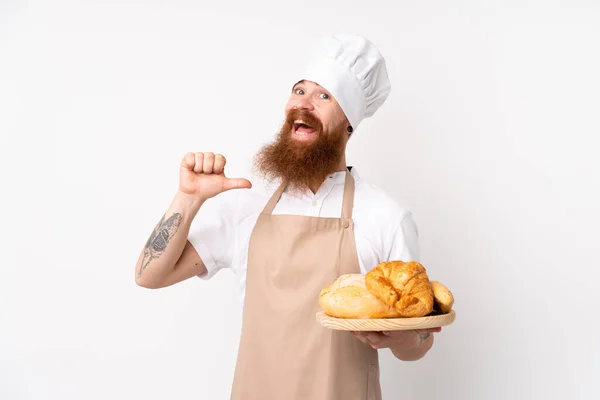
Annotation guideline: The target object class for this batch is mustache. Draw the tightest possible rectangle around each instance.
[285,109,324,132]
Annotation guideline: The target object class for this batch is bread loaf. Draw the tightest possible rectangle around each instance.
[318,274,402,318]
[430,280,454,313]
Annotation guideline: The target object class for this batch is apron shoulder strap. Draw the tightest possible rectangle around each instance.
[262,181,286,215]
[341,170,355,220]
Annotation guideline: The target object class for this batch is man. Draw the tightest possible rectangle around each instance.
[135,34,441,399]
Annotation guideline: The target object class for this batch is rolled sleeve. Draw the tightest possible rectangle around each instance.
[187,191,238,280]
[189,238,220,280]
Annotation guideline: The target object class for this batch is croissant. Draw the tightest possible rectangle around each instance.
[365,261,434,317]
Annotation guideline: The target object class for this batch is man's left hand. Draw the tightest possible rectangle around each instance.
[352,327,442,350]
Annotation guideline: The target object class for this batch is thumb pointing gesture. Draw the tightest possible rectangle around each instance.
[221,177,252,192]
[179,152,252,201]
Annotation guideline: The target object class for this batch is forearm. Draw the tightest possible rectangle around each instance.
[390,331,434,361]
[135,191,204,287]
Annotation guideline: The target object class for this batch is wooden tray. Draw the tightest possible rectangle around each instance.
[316,310,456,331]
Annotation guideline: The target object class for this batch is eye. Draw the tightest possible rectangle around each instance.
[294,88,305,95]
[319,93,330,100]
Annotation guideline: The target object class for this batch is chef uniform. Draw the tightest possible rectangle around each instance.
[189,34,417,400]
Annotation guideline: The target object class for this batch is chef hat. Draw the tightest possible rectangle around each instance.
[299,34,391,131]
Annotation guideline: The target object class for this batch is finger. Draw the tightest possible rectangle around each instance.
[352,331,370,341]
[193,153,204,173]
[351,331,364,339]
[371,337,395,349]
[181,152,195,170]
[352,332,371,346]
[359,332,387,349]
[203,152,215,174]
[213,154,226,175]
[368,332,398,349]
[363,332,383,346]
[222,178,252,192]
[381,330,405,339]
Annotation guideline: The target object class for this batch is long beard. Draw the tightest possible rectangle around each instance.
[253,109,346,192]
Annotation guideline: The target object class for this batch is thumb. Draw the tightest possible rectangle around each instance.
[222,177,252,192]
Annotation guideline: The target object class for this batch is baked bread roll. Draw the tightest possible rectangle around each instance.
[318,274,402,318]
[365,261,434,318]
[430,280,454,313]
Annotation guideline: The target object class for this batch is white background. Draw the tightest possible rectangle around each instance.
[1,1,599,399]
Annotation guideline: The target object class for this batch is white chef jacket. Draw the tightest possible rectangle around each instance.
[188,167,420,306]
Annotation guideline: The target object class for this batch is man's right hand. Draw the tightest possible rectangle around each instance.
[179,152,252,202]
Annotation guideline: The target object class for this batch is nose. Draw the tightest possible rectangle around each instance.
[292,96,315,111]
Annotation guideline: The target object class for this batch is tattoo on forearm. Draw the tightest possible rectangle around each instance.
[137,213,182,278]
[418,332,431,342]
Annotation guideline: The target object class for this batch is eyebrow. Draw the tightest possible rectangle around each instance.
[292,80,305,91]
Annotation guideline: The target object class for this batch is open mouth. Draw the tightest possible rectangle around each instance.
[293,119,317,138]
